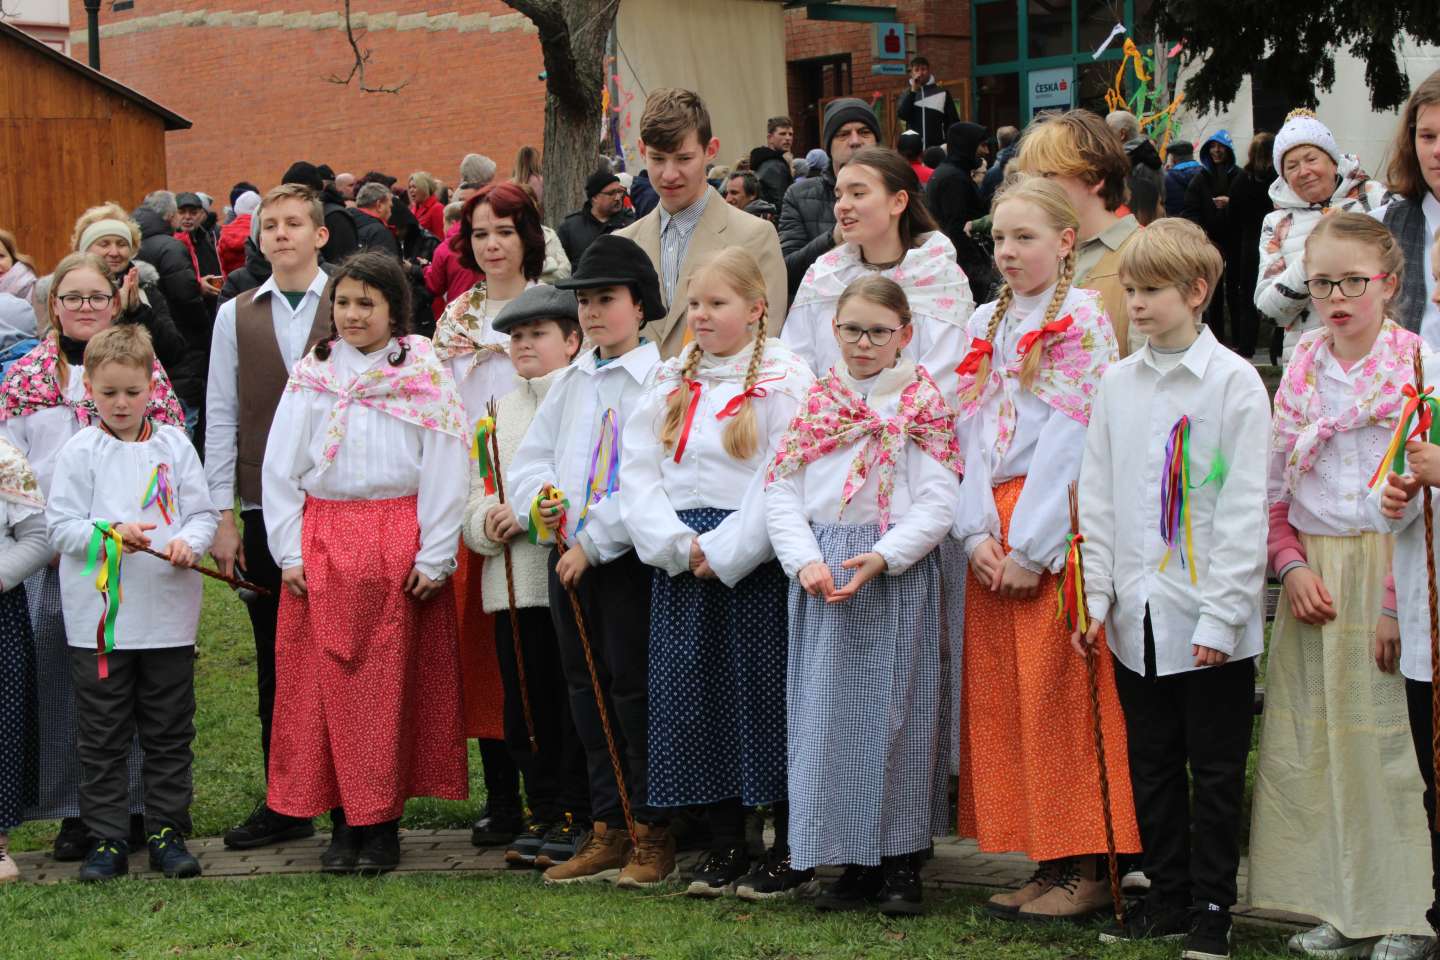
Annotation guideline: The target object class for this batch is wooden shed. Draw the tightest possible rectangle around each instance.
[0,20,190,277]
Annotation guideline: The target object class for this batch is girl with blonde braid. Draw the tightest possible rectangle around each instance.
[620,247,813,899]
[951,176,1138,922]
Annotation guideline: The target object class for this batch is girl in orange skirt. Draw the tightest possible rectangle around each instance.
[951,177,1138,921]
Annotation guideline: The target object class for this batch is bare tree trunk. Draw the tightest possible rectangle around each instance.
[504,0,620,228]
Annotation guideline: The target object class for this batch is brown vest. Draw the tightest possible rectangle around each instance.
[1079,228,1142,358]
[233,283,332,504]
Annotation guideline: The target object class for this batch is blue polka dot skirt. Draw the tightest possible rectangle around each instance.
[0,584,36,831]
[646,507,789,809]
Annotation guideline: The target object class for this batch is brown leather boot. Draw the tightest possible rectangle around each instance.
[615,822,677,889]
[987,860,1061,917]
[541,822,631,885]
[1017,856,1114,921]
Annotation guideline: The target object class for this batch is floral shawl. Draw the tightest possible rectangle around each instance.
[0,437,42,510]
[767,362,963,529]
[1271,320,1420,494]
[0,335,184,427]
[433,280,535,362]
[952,288,1115,459]
[286,335,467,474]
[789,231,973,326]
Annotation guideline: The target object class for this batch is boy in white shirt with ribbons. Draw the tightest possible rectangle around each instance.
[1075,219,1269,959]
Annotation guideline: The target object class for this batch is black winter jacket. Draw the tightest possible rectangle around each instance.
[116,259,198,406]
[557,205,635,266]
[132,208,209,404]
[926,123,996,301]
[778,172,838,301]
[320,186,360,264]
[218,237,271,304]
[354,209,400,257]
[749,146,793,208]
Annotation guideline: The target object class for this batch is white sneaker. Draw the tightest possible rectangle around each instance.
[1372,935,1434,960]
[0,833,17,883]
[1287,922,1378,958]
[1121,867,1150,896]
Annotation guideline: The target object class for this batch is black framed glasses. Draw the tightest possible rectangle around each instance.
[56,293,114,311]
[1304,273,1389,300]
[834,323,899,346]
[599,187,628,199]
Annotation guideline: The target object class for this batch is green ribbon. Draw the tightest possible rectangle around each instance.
[84,521,125,669]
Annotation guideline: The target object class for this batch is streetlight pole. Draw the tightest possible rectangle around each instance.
[83,0,101,70]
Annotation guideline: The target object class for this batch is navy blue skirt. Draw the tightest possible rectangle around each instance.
[646,507,789,808]
[0,584,37,829]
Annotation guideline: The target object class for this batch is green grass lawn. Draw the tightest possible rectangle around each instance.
[1,581,1294,959]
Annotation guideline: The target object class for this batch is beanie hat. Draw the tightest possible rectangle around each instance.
[1273,108,1342,169]
[822,98,881,154]
[805,148,830,174]
[554,234,666,323]
[492,284,579,335]
[234,191,262,217]
[586,170,621,200]
[78,219,135,255]
[281,161,324,193]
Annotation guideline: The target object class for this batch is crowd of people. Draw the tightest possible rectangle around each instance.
[0,58,1437,960]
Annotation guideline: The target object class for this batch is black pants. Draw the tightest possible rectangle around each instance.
[548,548,661,829]
[477,738,521,815]
[495,606,590,823]
[70,646,195,841]
[1112,613,1255,909]
[240,508,281,781]
[1404,678,1440,932]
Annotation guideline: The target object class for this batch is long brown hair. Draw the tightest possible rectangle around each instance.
[842,146,938,251]
[0,229,35,272]
[965,176,1078,400]
[659,248,770,461]
[1386,69,1440,202]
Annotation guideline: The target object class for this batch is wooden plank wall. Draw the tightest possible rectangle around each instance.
[0,36,168,279]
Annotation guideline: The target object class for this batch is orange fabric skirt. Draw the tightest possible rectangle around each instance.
[956,476,1140,861]
[454,544,504,741]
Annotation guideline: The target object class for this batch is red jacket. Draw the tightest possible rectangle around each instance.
[910,159,934,186]
[217,214,251,277]
[424,222,482,319]
[414,195,445,239]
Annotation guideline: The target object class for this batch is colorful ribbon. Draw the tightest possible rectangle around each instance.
[527,484,570,545]
[1368,383,1440,489]
[1056,532,1089,635]
[716,375,788,421]
[83,522,125,680]
[955,338,993,376]
[669,380,703,464]
[471,416,497,496]
[1158,415,1198,583]
[140,462,175,525]
[1016,314,1075,359]
[577,409,620,531]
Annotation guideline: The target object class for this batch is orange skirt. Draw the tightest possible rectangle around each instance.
[956,477,1140,861]
[454,544,504,741]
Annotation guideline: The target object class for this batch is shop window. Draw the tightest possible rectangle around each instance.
[976,1,1019,65]
[1027,0,1071,59]
[977,72,1022,133]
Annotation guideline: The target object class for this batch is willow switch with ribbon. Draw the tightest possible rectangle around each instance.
[471,416,498,496]
[83,521,126,679]
[484,398,537,753]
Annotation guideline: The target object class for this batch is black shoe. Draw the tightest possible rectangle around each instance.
[534,814,581,868]
[877,854,924,916]
[320,809,362,874]
[504,820,550,868]
[1098,898,1189,943]
[356,820,401,875]
[1181,903,1232,960]
[53,817,90,862]
[735,846,818,901]
[223,802,315,850]
[147,826,202,879]
[815,863,884,912]
[78,838,129,882]
[686,846,750,899]
[471,804,524,847]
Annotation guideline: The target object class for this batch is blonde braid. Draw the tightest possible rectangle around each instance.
[721,307,770,460]
[962,282,1013,405]
[659,342,707,453]
[1018,251,1076,390]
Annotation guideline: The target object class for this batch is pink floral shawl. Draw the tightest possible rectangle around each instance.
[0,335,184,427]
[952,288,1115,459]
[767,364,963,529]
[286,336,467,474]
[433,280,535,362]
[789,231,973,324]
[1271,320,1421,494]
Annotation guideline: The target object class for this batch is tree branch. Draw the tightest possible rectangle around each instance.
[327,0,409,95]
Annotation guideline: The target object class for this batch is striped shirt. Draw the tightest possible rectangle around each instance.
[658,189,711,306]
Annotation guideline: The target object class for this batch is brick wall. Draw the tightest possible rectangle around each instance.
[67,0,546,213]
[784,0,972,153]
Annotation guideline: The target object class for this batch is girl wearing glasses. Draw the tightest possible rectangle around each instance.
[0,252,183,861]
[951,177,1136,922]
[782,147,974,397]
[1253,212,1433,958]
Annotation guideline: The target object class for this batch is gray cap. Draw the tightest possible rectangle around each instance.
[492,284,579,335]
[175,191,204,209]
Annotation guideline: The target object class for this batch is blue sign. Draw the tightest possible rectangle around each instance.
[872,22,907,61]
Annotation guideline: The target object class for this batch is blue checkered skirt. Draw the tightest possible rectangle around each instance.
[786,522,952,870]
[647,508,789,809]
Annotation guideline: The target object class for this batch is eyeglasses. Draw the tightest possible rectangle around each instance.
[1304,274,1389,300]
[834,323,899,346]
[56,293,114,311]
[599,188,628,198]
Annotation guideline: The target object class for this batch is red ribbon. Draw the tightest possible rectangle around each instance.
[955,338,993,376]
[716,375,788,421]
[1016,314,1075,358]
[669,378,703,463]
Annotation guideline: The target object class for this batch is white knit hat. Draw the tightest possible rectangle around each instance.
[234,190,262,216]
[1273,108,1342,169]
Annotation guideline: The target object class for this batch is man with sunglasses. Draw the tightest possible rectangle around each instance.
[557,170,635,266]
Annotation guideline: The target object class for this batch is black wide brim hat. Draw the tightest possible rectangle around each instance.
[554,234,666,323]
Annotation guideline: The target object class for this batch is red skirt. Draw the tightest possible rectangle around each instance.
[453,545,505,740]
[267,495,469,825]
